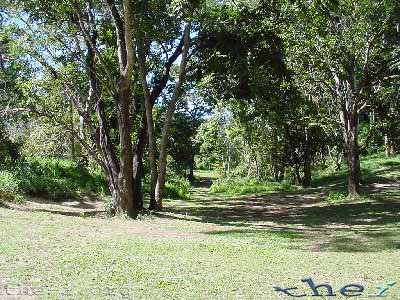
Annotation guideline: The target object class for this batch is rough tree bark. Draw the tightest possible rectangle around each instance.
[346,111,361,197]
[104,0,137,216]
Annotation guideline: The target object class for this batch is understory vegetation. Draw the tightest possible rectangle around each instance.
[0,158,107,201]
[210,153,400,200]
[1,0,400,215]
[0,157,192,203]
[210,177,300,196]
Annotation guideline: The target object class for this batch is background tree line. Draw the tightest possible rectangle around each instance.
[1,0,399,217]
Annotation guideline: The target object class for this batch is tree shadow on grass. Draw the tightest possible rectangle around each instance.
[383,160,400,167]
[0,198,106,217]
[159,177,400,252]
[162,195,400,227]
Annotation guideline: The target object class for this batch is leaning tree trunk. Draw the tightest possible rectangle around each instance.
[155,22,191,209]
[134,14,187,209]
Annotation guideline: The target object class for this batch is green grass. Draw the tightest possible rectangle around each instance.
[0,154,399,299]
[0,208,399,300]
[1,206,399,299]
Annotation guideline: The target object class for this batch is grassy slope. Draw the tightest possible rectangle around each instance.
[211,153,400,199]
[0,155,399,300]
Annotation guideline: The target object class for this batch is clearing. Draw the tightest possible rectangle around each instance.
[0,163,399,299]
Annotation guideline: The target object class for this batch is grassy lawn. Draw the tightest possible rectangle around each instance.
[0,155,399,299]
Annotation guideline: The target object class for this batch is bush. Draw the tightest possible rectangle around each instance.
[4,158,107,201]
[164,177,191,199]
[0,171,23,202]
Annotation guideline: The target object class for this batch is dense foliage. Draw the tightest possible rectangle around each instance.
[0,0,399,216]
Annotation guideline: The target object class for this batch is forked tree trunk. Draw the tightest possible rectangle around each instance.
[104,0,137,217]
[133,15,187,209]
[135,21,159,210]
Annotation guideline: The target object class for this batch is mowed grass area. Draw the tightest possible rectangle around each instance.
[0,155,399,299]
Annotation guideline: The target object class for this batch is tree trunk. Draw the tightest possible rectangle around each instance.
[188,154,195,183]
[116,85,136,217]
[389,144,395,156]
[303,158,311,187]
[302,127,311,187]
[142,79,158,211]
[293,165,301,185]
[132,112,147,210]
[112,0,137,217]
[385,134,395,157]
[69,100,76,162]
[347,113,361,198]
[136,30,159,210]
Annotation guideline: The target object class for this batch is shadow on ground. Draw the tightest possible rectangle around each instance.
[2,163,399,252]
[1,196,106,217]
[158,168,400,252]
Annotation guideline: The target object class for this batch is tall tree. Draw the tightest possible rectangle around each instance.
[283,0,400,197]
[2,0,199,216]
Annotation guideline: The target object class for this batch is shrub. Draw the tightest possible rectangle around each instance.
[0,171,23,202]
[5,158,107,201]
[325,192,347,203]
[164,177,191,199]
